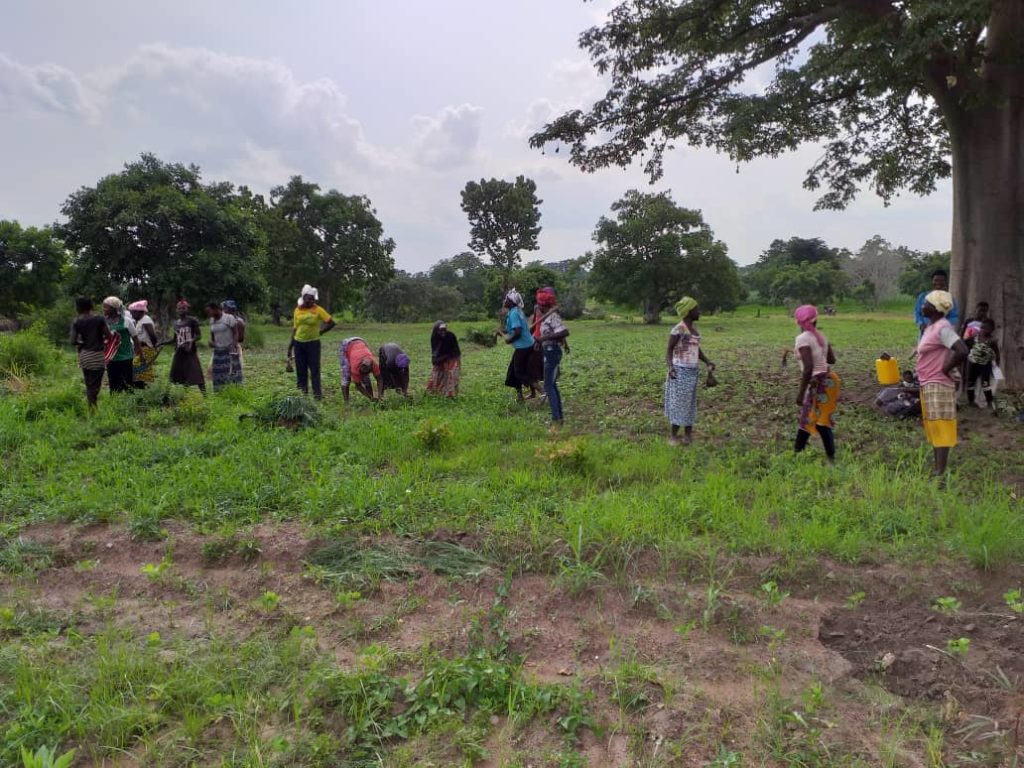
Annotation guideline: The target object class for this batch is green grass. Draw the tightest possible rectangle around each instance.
[0,310,1022,766]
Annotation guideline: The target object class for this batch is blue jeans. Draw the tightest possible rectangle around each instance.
[543,345,564,422]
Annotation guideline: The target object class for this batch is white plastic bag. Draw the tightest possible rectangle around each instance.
[992,363,1004,396]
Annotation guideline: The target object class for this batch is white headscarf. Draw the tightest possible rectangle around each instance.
[297,284,319,306]
[504,289,524,309]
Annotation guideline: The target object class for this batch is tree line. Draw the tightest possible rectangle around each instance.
[3,153,943,335]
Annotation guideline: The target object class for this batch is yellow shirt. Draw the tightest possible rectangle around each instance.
[292,304,332,342]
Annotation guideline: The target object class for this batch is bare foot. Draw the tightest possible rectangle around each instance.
[682,433,693,445]
[667,436,681,446]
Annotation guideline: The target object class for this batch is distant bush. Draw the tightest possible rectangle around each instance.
[31,299,77,346]
[0,331,56,377]
[243,322,265,350]
[465,328,497,348]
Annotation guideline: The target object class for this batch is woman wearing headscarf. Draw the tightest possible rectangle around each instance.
[916,290,969,481]
[128,300,158,388]
[288,285,336,399]
[377,342,411,398]
[793,305,840,462]
[533,287,570,425]
[222,300,246,383]
[664,297,715,445]
[169,300,206,391]
[499,289,540,402]
[339,336,382,402]
[102,297,140,393]
[69,297,112,408]
[205,301,241,391]
[427,321,462,398]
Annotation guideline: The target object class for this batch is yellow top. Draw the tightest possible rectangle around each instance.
[292,304,331,343]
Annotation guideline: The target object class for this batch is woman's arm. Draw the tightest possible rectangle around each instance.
[287,328,296,358]
[665,334,679,378]
[796,346,813,405]
[320,318,337,336]
[826,343,836,365]
[697,349,715,369]
[942,339,969,377]
[992,341,1001,366]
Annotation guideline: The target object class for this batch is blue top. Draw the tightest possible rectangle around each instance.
[915,291,959,332]
[505,307,535,350]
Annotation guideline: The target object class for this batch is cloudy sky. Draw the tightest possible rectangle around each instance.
[2,0,952,271]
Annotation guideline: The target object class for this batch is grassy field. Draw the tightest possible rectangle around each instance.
[1,309,1022,767]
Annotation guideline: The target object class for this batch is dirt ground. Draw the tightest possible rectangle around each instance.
[4,521,1023,766]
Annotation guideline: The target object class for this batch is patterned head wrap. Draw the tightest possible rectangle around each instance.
[176,299,190,312]
[504,289,524,309]
[925,290,954,315]
[794,304,826,348]
[674,296,698,317]
[222,299,238,312]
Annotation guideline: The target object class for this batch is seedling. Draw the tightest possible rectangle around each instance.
[140,554,172,581]
[760,580,789,607]
[1003,588,1023,614]
[20,745,75,768]
[844,591,866,609]
[932,596,961,615]
[256,591,281,613]
[946,637,970,657]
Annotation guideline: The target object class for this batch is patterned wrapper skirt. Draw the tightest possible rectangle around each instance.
[426,358,461,397]
[664,365,699,427]
[132,346,159,385]
[211,347,239,390]
[798,370,841,435]
[920,382,957,447]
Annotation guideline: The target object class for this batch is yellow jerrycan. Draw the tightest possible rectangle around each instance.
[875,356,900,385]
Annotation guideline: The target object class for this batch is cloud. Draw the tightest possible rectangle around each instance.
[0,53,97,120]
[411,103,484,169]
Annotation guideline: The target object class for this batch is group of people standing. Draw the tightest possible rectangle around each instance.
[69,296,247,406]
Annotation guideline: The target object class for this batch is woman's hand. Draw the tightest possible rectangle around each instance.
[795,393,804,406]
[668,367,678,380]
[706,361,716,371]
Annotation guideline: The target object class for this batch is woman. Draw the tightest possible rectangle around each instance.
[206,301,240,391]
[102,297,140,393]
[793,305,840,462]
[128,300,159,388]
[916,290,969,481]
[664,296,715,445]
[426,321,461,397]
[499,289,540,401]
[378,342,411,398]
[533,287,570,425]
[169,299,206,392]
[69,297,112,408]
[222,300,246,383]
[340,336,382,402]
[288,285,336,399]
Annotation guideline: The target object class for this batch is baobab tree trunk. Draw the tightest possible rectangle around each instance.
[947,3,1024,390]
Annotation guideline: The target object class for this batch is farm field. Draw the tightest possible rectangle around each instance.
[1,309,1022,767]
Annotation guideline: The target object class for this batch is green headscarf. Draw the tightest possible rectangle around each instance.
[674,296,698,317]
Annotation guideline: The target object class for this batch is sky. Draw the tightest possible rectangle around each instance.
[1,0,953,271]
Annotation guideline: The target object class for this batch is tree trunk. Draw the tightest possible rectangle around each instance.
[642,298,661,324]
[949,119,1024,389]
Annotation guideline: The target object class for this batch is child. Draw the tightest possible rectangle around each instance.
[960,301,989,341]
[965,318,1000,411]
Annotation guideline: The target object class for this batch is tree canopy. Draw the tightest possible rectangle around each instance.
[269,176,396,312]
[460,176,542,277]
[0,221,66,318]
[744,237,847,305]
[59,154,267,315]
[589,190,742,322]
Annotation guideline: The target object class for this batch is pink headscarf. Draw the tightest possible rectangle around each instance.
[794,304,826,348]
[127,300,148,312]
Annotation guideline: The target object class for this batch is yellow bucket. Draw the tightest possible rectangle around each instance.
[875,357,900,385]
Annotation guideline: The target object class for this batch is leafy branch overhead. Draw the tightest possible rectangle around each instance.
[529,0,1000,209]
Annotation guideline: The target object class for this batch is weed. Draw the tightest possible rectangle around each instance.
[0,538,54,575]
[252,394,321,428]
[946,637,970,657]
[306,540,416,592]
[555,526,605,596]
[417,540,490,578]
[709,747,744,767]
[1003,588,1024,614]
[414,417,453,450]
[256,590,281,613]
[845,591,866,609]
[19,745,75,768]
[759,580,789,607]
[932,596,962,615]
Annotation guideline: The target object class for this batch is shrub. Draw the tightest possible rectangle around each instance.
[22,384,85,420]
[535,439,591,475]
[243,322,265,350]
[174,389,210,427]
[465,327,497,348]
[0,331,55,377]
[31,299,77,346]
[252,394,320,429]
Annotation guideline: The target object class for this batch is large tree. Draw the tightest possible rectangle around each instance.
[269,176,396,312]
[0,221,66,318]
[59,154,267,320]
[531,0,1024,385]
[745,237,847,304]
[589,190,741,322]
[460,176,542,282]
